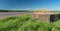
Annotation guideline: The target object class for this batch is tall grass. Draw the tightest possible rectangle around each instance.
[52,20,60,31]
[0,14,59,31]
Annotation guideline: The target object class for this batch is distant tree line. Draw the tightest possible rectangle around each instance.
[0,10,32,12]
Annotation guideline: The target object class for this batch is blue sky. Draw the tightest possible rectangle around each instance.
[0,0,60,10]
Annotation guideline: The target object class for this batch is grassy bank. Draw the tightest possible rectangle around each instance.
[0,14,59,31]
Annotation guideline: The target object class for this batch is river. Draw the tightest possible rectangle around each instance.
[0,12,31,19]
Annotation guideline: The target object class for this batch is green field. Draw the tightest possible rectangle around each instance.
[0,14,59,31]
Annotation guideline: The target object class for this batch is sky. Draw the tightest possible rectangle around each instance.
[0,0,60,10]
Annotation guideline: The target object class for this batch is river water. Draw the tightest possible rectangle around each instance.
[0,12,31,19]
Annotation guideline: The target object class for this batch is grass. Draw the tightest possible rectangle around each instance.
[0,14,59,31]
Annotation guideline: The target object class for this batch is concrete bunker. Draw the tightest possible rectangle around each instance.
[32,10,60,22]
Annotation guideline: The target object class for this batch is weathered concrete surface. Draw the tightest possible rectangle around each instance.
[50,14,60,22]
[32,13,50,22]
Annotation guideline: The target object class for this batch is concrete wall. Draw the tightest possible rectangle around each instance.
[50,14,60,22]
[32,14,50,22]
[32,13,60,22]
